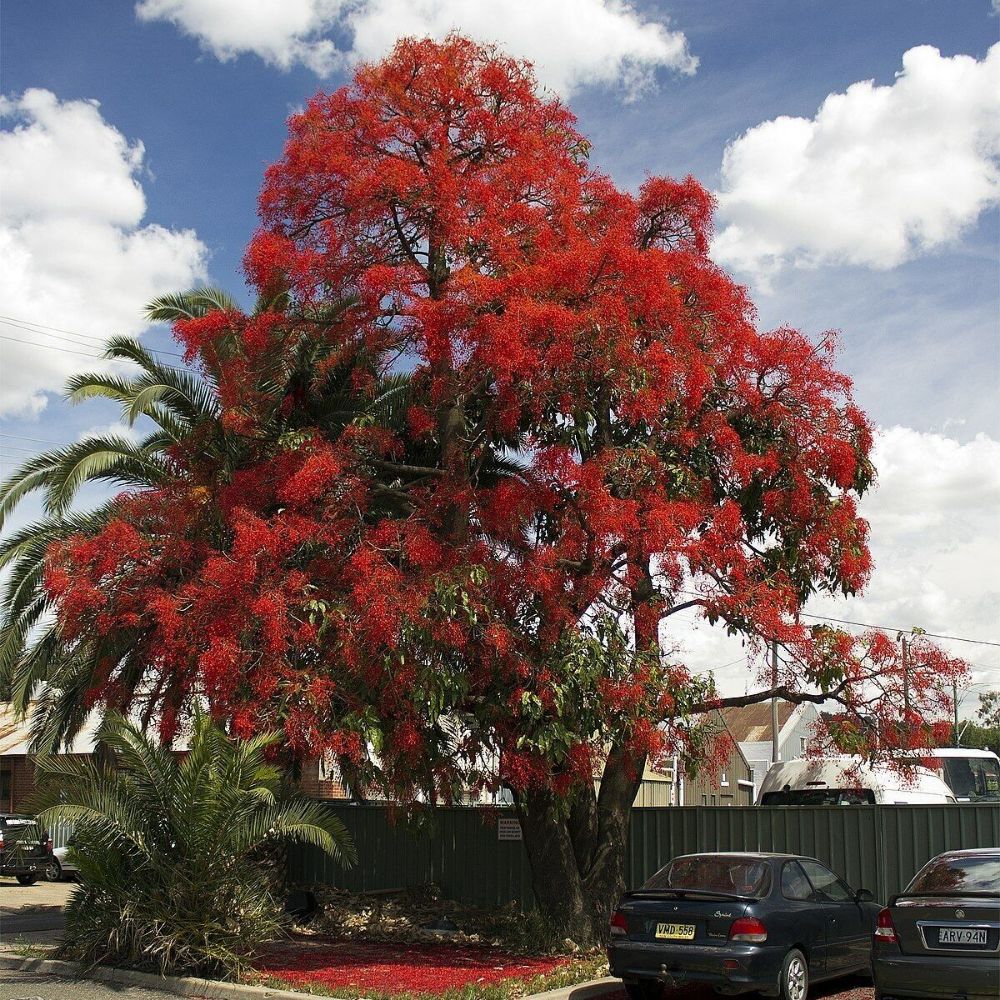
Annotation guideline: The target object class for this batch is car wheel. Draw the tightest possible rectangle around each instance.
[15,873,38,886]
[45,858,63,882]
[624,982,662,1000]
[778,948,808,1000]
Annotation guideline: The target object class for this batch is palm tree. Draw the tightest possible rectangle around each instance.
[0,284,528,758]
[0,328,222,748]
[30,710,356,976]
[0,287,402,749]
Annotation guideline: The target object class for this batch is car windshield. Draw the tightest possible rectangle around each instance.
[939,757,1000,802]
[908,855,1000,895]
[760,788,876,805]
[644,856,772,897]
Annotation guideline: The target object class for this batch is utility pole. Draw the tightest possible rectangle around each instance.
[954,678,961,747]
[771,640,779,764]
[901,636,910,714]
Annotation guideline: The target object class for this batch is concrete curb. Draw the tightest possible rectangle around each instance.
[0,903,64,915]
[0,954,325,1000]
[524,976,619,1000]
[0,953,619,1000]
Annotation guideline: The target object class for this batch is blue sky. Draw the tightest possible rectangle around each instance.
[1,1,998,707]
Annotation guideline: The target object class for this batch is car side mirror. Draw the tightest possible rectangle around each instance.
[855,888,874,902]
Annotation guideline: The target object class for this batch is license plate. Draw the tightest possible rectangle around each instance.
[938,928,988,946]
[655,922,696,940]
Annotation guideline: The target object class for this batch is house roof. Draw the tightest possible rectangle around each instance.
[720,701,798,744]
[700,709,752,769]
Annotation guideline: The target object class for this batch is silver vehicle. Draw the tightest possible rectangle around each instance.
[44,843,79,882]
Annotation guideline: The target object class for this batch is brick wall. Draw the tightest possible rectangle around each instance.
[298,757,350,800]
[1,754,46,812]
[2,752,351,812]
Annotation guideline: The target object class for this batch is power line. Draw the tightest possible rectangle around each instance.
[0,317,188,362]
[797,612,1000,649]
[0,314,188,359]
[0,334,192,374]
[1,318,120,353]
[0,433,67,447]
[676,588,1000,649]
[0,313,111,344]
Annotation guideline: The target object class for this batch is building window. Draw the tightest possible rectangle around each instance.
[710,794,717,805]
[720,770,729,786]
[0,764,11,811]
[799,737,809,754]
[702,794,708,805]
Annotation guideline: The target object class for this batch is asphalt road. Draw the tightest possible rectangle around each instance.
[1,912,66,935]
[0,971,191,1000]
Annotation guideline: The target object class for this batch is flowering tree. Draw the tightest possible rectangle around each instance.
[27,37,968,945]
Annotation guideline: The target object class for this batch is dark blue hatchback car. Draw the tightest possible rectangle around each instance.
[608,852,880,999]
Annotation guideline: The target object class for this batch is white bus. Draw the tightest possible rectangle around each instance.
[756,756,957,806]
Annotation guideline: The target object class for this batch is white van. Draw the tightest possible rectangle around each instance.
[756,756,956,805]
[917,748,1000,802]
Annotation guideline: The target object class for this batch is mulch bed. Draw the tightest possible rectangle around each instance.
[256,936,570,993]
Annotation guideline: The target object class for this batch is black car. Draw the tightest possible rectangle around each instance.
[0,813,52,885]
[608,852,880,1000]
[872,848,1000,1000]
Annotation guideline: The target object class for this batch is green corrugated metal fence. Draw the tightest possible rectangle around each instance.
[289,803,1000,909]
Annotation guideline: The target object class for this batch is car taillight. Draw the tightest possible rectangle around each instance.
[875,907,898,944]
[730,917,767,943]
[610,910,629,937]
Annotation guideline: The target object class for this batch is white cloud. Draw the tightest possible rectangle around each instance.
[863,426,1000,538]
[135,0,343,74]
[78,422,143,445]
[0,89,207,417]
[134,0,697,98]
[713,44,1000,279]
[676,426,1000,703]
[805,426,1000,699]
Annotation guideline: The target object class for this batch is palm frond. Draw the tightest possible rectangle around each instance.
[38,435,167,515]
[144,287,241,324]
[0,454,62,530]
[64,371,137,405]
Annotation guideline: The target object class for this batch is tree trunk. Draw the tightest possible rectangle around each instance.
[514,745,645,948]
[513,548,661,947]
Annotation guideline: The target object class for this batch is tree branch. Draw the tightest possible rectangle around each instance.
[692,680,854,715]
[370,458,446,478]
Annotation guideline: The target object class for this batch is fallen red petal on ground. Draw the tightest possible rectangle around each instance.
[257,937,569,993]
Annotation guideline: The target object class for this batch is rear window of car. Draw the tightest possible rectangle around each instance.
[908,855,1000,895]
[1,817,37,831]
[760,788,876,805]
[644,856,772,897]
[3,816,38,836]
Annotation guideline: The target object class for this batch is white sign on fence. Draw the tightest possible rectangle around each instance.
[497,817,523,841]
